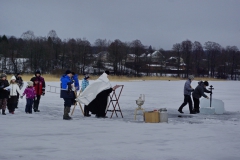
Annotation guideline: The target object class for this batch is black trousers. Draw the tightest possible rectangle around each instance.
[179,95,193,112]
[63,98,72,107]
[193,97,200,112]
[33,95,41,110]
[7,96,18,112]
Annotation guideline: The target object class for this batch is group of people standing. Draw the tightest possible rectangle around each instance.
[178,75,212,114]
[0,73,23,115]
[0,70,45,115]
[60,70,120,120]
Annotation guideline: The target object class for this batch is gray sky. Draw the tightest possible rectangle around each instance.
[0,0,240,50]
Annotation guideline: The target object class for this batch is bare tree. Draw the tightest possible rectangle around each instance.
[226,46,239,80]
[108,39,123,75]
[181,40,192,78]
[94,39,109,74]
[76,39,92,74]
[172,43,181,77]
[192,41,204,76]
[204,41,222,77]
[130,40,145,76]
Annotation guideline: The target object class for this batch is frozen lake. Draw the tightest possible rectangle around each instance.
[0,80,240,160]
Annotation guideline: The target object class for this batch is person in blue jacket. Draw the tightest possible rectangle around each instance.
[72,72,80,91]
[71,72,80,105]
[60,70,75,120]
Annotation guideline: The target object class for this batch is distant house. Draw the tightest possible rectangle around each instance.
[126,51,164,64]
[165,57,186,70]
[95,51,109,62]
[126,54,136,63]
[147,51,164,63]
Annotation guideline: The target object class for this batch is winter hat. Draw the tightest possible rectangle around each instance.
[84,74,90,79]
[0,73,7,78]
[203,81,209,86]
[35,70,41,75]
[72,72,75,75]
[16,73,21,76]
[188,75,194,80]
[65,70,72,75]
[105,70,110,75]
[10,76,16,80]
[27,81,33,87]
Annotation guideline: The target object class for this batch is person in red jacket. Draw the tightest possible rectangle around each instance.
[30,70,45,112]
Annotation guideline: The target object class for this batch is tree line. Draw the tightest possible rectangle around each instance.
[0,30,239,80]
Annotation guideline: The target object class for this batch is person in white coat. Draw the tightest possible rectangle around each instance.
[6,76,21,114]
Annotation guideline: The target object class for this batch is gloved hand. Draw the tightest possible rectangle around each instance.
[210,91,213,95]
[20,96,23,99]
[42,91,45,96]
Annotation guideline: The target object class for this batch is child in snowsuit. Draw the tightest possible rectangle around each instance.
[0,73,10,115]
[6,76,21,114]
[81,74,90,117]
[21,81,36,114]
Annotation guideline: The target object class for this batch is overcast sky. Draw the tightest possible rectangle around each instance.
[0,0,239,50]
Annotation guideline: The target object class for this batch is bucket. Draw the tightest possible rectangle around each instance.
[159,108,168,123]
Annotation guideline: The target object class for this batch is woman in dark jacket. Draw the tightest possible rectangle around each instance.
[0,74,10,115]
[192,81,212,113]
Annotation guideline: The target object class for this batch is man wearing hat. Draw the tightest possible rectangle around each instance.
[0,73,10,115]
[192,81,212,113]
[30,70,46,112]
[60,70,75,120]
[178,75,196,114]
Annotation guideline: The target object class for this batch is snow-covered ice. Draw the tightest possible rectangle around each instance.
[1,80,240,160]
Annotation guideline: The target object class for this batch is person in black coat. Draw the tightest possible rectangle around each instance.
[86,71,121,118]
[0,74,10,115]
[192,81,212,113]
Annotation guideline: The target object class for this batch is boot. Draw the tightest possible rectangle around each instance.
[84,106,91,117]
[63,107,72,120]
[190,110,196,114]
[178,107,184,113]
[2,110,6,115]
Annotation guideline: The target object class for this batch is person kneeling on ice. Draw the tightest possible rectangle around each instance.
[20,81,36,114]
[192,81,212,113]
[178,75,195,114]
[60,70,75,120]
[76,70,121,118]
